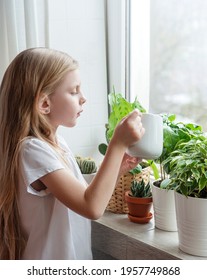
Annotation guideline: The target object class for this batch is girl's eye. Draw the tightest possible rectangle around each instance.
[70,86,81,95]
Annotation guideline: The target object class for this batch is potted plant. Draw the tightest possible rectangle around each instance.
[151,113,203,231]
[153,113,203,186]
[75,156,98,184]
[98,91,159,178]
[162,135,207,257]
[125,179,153,224]
[98,91,152,214]
[98,90,146,154]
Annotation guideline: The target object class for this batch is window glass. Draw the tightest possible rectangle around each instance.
[150,0,207,131]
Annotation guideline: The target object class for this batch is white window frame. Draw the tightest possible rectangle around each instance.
[105,0,126,95]
[129,0,150,111]
[106,0,150,110]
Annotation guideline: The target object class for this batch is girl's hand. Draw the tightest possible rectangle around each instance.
[112,109,145,149]
[119,153,142,176]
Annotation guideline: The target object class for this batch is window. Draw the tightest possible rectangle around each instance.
[129,0,150,110]
[130,0,207,131]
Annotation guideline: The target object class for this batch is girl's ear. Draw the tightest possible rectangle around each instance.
[38,94,51,115]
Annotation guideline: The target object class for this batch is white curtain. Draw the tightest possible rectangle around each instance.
[0,0,49,81]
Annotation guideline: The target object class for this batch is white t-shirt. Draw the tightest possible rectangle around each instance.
[18,136,92,260]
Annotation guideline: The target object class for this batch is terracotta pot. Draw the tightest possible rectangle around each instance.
[125,191,152,217]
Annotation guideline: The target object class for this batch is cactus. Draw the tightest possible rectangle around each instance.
[130,179,152,198]
[75,156,97,174]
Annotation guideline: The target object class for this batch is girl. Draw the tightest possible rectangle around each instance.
[0,48,145,260]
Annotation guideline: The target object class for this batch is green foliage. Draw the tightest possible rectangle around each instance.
[162,138,207,198]
[98,143,108,156]
[98,91,146,155]
[130,179,152,198]
[160,178,171,189]
[128,161,151,175]
[152,113,207,197]
[129,165,143,175]
[106,92,146,142]
[75,156,97,174]
[97,90,159,178]
[156,113,205,183]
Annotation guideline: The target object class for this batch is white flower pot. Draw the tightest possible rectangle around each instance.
[83,173,96,184]
[152,182,177,231]
[175,191,207,257]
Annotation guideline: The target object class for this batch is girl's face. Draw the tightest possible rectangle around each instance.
[48,69,86,130]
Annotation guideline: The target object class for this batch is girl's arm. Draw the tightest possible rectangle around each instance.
[40,109,144,219]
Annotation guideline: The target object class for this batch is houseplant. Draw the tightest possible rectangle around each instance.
[153,113,203,186]
[106,160,151,214]
[98,91,159,179]
[98,91,153,214]
[75,156,98,184]
[162,134,207,256]
[151,113,203,231]
[125,179,153,224]
[151,114,180,232]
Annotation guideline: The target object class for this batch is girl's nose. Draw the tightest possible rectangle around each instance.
[80,93,86,104]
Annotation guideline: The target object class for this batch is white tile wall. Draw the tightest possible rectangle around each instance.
[48,0,108,163]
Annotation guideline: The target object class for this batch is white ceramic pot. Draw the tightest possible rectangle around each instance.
[175,191,207,257]
[152,182,177,231]
[83,173,96,184]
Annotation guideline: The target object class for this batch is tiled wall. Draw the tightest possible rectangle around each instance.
[48,0,108,164]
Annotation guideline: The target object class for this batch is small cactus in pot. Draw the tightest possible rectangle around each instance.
[75,156,97,174]
[130,179,152,198]
[75,156,98,184]
[125,179,153,223]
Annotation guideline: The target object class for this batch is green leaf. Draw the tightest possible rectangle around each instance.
[98,143,108,155]
[106,92,147,142]
[129,165,142,175]
[147,160,159,180]
[160,178,171,189]
[199,175,207,192]
[130,179,151,197]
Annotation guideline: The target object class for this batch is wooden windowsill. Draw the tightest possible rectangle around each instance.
[92,210,207,260]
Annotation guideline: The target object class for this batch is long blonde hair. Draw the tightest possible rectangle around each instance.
[0,48,78,259]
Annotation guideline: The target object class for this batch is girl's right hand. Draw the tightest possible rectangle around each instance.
[111,109,145,149]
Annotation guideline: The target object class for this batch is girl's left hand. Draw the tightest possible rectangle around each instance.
[119,153,142,176]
